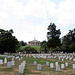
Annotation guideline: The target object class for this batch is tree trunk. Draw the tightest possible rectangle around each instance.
[51,47,52,56]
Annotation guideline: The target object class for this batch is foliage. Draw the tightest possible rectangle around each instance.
[0,29,19,53]
[18,45,41,52]
[62,28,75,53]
[53,46,61,52]
[47,23,61,55]
[40,40,48,53]
[24,46,37,53]
[20,41,27,46]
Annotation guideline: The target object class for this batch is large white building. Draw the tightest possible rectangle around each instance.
[28,38,40,46]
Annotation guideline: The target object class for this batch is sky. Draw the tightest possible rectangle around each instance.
[0,0,75,43]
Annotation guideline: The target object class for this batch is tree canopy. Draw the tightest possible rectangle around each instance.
[0,29,19,54]
[40,40,48,53]
[47,23,61,55]
[62,28,75,53]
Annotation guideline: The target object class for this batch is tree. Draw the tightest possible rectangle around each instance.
[62,28,75,53]
[47,23,61,55]
[20,41,27,46]
[40,41,48,53]
[0,29,19,53]
[24,46,37,53]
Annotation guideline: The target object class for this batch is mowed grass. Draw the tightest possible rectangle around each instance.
[19,45,41,52]
[0,54,75,75]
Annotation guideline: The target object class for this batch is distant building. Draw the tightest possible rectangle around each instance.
[28,38,40,46]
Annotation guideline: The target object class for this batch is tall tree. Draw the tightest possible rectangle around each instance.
[47,23,61,55]
[0,29,18,53]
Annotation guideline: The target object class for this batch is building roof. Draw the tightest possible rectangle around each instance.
[30,38,40,43]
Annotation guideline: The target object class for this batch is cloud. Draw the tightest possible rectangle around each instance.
[2,0,25,19]
[24,0,47,19]
[0,12,8,18]
[0,0,75,42]
[12,1,25,19]
[55,0,75,27]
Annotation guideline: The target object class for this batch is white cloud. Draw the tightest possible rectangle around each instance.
[56,0,75,26]
[12,2,25,19]
[24,0,47,19]
[2,4,8,11]
[2,0,15,8]
[0,0,75,42]
[0,12,8,18]
[2,0,25,19]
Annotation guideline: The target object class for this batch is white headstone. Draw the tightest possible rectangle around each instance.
[37,64,41,71]
[19,65,24,73]
[65,62,68,67]
[46,62,49,66]
[21,63,25,70]
[21,57,23,59]
[7,62,11,68]
[4,57,7,64]
[62,58,64,61]
[11,61,15,66]
[50,63,54,68]
[61,64,64,69]
[12,57,14,61]
[0,60,3,65]
[34,61,37,66]
[23,60,26,65]
[69,58,72,60]
[21,61,26,68]
[56,65,60,71]
[59,57,60,60]
[73,59,75,61]
[73,64,75,69]
[55,62,58,66]
[19,58,20,61]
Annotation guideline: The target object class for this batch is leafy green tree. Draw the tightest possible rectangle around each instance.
[20,41,27,46]
[47,23,61,55]
[24,46,37,53]
[40,41,48,53]
[62,28,75,53]
[0,29,19,53]
[53,46,61,52]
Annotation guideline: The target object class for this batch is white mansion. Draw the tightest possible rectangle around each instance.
[28,38,40,46]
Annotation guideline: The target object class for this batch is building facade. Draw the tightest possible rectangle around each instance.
[28,38,40,46]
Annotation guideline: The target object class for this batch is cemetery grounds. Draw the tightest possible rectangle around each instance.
[0,53,75,75]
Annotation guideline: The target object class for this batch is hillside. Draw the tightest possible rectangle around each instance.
[19,45,41,52]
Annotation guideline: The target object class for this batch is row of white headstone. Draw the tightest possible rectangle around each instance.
[0,57,15,69]
[33,61,75,71]
[31,54,75,62]
[7,57,15,68]
[0,57,7,65]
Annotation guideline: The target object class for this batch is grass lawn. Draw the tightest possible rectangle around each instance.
[19,45,41,52]
[0,54,75,75]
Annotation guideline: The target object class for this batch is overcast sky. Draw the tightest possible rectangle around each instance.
[0,0,75,43]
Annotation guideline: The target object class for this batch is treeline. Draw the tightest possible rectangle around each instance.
[0,23,75,54]
[62,29,75,53]
[40,23,75,54]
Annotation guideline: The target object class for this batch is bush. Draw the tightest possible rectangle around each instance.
[24,46,37,53]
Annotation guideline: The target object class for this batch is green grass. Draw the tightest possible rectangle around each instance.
[31,45,41,52]
[0,54,75,75]
[0,68,13,71]
[19,45,41,52]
